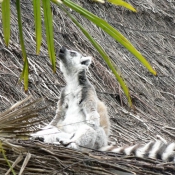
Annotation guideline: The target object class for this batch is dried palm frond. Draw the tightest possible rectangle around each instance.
[0,96,47,139]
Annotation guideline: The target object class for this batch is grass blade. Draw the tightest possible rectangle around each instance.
[33,0,42,54]
[54,3,132,106]
[107,0,136,12]
[62,0,156,76]
[16,0,28,91]
[42,0,56,72]
[1,0,10,46]
[0,142,16,175]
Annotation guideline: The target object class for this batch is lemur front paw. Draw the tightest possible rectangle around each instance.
[58,138,78,149]
[86,118,100,129]
[67,143,78,149]
[57,138,71,146]
[86,112,100,126]
[32,135,45,142]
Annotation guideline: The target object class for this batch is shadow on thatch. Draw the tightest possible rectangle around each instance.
[0,0,175,174]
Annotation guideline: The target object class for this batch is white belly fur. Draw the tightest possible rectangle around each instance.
[60,93,85,133]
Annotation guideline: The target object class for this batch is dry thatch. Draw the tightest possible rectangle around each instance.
[0,0,175,174]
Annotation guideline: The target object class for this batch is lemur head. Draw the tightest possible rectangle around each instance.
[59,47,92,79]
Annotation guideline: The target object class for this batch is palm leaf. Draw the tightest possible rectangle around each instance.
[42,0,56,72]
[61,0,156,76]
[107,0,137,12]
[1,0,10,46]
[58,4,132,106]
[16,0,27,62]
[16,0,29,91]
[20,59,29,93]
[33,0,42,54]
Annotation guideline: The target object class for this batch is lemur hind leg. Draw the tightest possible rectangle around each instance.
[58,125,107,150]
[94,127,108,149]
[57,125,96,150]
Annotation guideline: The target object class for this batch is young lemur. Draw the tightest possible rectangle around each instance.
[32,47,175,162]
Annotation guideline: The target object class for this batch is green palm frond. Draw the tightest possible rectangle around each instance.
[33,0,42,54]
[107,0,137,12]
[0,0,157,106]
[1,0,10,46]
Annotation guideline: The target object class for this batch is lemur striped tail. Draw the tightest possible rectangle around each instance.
[100,140,175,162]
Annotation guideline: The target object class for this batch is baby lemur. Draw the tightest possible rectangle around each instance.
[32,47,175,162]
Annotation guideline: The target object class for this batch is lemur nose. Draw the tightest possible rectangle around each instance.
[60,46,66,54]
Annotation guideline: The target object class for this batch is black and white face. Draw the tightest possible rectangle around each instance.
[59,47,92,77]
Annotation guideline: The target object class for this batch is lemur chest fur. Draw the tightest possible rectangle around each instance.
[59,84,87,133]
[65,86,83,114]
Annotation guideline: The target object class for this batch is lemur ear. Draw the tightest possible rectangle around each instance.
[81,56,92,67]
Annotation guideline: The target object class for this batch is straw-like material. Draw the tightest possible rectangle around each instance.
[0,0,175,174]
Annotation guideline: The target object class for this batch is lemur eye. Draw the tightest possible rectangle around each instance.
[81,61,87,65]
[70,51,76,57]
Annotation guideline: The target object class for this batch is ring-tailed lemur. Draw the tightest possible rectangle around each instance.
[32,47,175,162]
